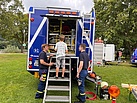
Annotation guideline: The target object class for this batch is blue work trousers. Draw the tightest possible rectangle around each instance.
[78,70,88,102]
[37,69,48,93]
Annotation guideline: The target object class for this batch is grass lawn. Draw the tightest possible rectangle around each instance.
[0,53,137,103]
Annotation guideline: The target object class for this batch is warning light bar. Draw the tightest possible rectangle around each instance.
[48,10,78,16]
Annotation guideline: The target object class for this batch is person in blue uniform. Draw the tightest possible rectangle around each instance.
[75,44,90,103]
[35,44,54,99]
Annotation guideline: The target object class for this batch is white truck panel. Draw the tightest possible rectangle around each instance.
[104,44,115,62]
[94,43,104,65]
[94,43,115,65]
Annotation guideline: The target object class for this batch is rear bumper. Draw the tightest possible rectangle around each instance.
[27,69,39,72]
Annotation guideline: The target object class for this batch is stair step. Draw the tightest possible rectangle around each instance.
[50,69,70,73]
[65,63,70,65]
[53,63,70,65]
[45,96,69,102]
[52,56,71,59]
[47,86,69,91]
[84,30,90,32]
[86,47,90,48]
[48,77,70,81]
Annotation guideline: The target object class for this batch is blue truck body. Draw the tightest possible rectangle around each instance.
[27,7,95,74]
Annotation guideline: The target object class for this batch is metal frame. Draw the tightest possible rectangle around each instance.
[42,59,51,103]
[81,11,95,73]
[91,8,96,70]
[69,57,71,103]
[43,56,72,103]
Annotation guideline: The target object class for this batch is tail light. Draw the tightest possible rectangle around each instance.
[29,57,32,61]
[29,65,32,69]
[29,57,33,69]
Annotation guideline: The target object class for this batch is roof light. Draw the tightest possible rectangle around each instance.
[66,11,71,15]
[72,12,77,15]
[60,11,66,15]
[49,10,54,14]
[55,11,60,14]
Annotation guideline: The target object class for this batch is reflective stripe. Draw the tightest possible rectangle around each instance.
[80,93,85,95]
[28,17,47,49]
[37,91,43,93]
[43,90,47,93]
[42,78,46,81]
[43,74,46,77]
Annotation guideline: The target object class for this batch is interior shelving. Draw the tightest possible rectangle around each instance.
[48,18,76,54]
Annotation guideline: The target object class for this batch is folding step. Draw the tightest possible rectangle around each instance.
[84,30,90,32]
[47,85,69,91]
[43,56,71,103]
[45,96,69,102]
[48,77,70,81]
[52,56,71,59]
[84,21,91,24]
[50,69,70,73]
[65,63,70,65]
[86,47,90,49]
[53,63,70,65]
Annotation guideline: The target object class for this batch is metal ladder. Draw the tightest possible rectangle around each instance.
[42,56,71,103]
[82,13,94,72]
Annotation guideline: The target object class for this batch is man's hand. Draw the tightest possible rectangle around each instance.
[50,54,53,57]
[76,73,79,78]
[49,62,54,66]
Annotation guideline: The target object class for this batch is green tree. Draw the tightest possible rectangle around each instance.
[0,0,28,53]
[95,0,137,54]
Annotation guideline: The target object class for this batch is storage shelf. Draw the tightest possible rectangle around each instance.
[49,30,60,33]
[50,25,60,28]
[49,44,56,45]
[49,33,59,36]
[64,35,72,36]
[62,31,72,33]
[67,45,75,46]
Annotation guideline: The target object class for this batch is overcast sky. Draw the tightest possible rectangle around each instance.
[22,0,94,13]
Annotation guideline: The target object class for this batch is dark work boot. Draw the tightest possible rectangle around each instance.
[35,92,44,99]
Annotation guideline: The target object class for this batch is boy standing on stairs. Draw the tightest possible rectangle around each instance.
[55,35,68,78]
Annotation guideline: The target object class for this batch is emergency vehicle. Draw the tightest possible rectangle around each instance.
[27,1,96,102]
[131,48,137,65]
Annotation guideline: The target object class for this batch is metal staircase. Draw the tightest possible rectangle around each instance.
[82,13,95,72]
[42,56,71,103]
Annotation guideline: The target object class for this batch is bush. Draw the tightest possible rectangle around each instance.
[0,41,9,49]
[2,45,20,53]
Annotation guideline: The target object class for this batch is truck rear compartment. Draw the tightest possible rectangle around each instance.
[48,18,76,54]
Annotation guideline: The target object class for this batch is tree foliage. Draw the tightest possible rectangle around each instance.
[95,0,137,54]
[0,0,28,52]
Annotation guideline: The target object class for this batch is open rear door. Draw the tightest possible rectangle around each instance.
[27,8,48,72]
